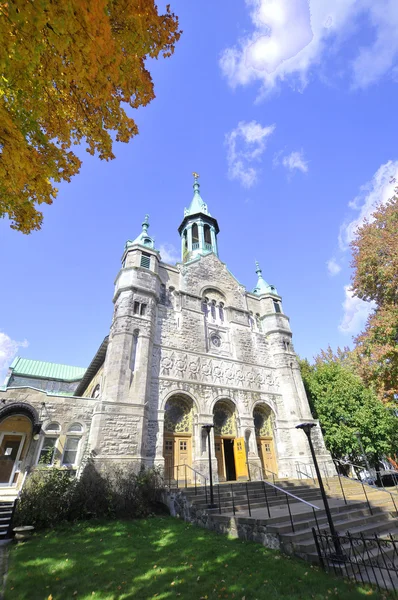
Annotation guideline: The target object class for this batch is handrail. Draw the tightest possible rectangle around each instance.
[173,464,208,500]
[333,460,398,515]
[263,479,321,511]
[247,461,277,484]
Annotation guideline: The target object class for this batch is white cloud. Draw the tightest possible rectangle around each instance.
[338,160,398,250]
[339,285,375,334]
[220,0,398,95]
[281,150,308,173]
[0,331,28,384]
[225,120,276,187]
[159,243,180,264]
[327,258,341,276]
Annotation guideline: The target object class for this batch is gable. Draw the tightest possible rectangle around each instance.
[179,253,247,310]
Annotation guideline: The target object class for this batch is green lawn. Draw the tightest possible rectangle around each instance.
[4,517,389,599]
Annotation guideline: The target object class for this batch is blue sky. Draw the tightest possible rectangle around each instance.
[1,0,398,376]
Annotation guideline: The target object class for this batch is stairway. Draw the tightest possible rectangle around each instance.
[0,500,16,540]
[166,476,398,574]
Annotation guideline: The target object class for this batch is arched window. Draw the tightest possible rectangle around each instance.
[67,423,83,434]
[201,298,208,316]
[210,300,216,320]
[204,225,212,245]
[91,384,100,399]
[219,302,224,322]
[192,223,199,246]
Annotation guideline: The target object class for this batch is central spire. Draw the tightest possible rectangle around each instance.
[178,173,220,263]
[184,172,211,217]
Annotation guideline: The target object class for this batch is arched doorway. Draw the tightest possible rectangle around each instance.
[0,414,32,486]
[253,404,277,477]
[163,395,193,482]
[213,400,246,481]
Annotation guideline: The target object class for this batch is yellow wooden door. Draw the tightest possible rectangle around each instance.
[175,436,191,482]
[214,437,225,480]
[258,438,277,476]
[164,436,174,482]
[233,437,248,480]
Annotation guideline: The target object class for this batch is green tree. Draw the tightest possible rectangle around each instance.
[299,352,397,467]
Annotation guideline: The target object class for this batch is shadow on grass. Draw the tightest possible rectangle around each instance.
[5,517,389,600]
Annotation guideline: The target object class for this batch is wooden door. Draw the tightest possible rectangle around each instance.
[164,435,192,482]
[0,435,22,485]
[164,436,174,482]
[233,437,248,480]
[258,437,277,476]
[214,437,225,480]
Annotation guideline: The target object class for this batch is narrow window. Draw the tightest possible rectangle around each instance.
[210,300,216,320]
[134,301,140,314]
[204,224,212,245]
[38,437,57,465]
[273,300,281,313]
[160,284,166,305]
[201,298,208,316]
[130,330,139,372]
[219,302,224,322]
[192,223,199,245]
[62,437,80,466]
[140,252,151,269]
[140,303,147,316]
[91,384,100,399]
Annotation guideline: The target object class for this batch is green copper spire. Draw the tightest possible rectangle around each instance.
[184,172,211,217]
[125,214,156,250]
[253,261,278,295]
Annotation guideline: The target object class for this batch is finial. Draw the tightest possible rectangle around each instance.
[142,214,149,233]
[192,172,201,195]
[255,261,262,276]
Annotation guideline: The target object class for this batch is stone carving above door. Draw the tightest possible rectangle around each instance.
[152,348,279,393]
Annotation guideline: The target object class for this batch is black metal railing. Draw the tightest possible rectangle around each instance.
[333,459,398,516]
[247,461,277,485]
[313,528,398,592]
[213,478,321,532]
[171,464,208,502]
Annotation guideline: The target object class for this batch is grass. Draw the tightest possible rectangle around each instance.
[4,517,391,600]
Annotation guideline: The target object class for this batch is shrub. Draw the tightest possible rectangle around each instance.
[15,462,164,530]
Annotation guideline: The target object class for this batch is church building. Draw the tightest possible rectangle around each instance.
[0,175,333,492]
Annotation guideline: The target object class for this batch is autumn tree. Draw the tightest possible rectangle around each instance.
[350,193,398,403]
[299,351,397,466]
[0,0,181,233]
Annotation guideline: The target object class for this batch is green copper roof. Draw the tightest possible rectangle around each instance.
[252,261,278,296]
[184,174,211,217]
[125,215,156,250]
[10,357,86,381]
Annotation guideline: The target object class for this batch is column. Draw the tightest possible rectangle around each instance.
[198,221,205,253]
[210,226,218,256]
[187,224,193,253]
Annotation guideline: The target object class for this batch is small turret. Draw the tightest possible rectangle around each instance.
[253,261,278,295]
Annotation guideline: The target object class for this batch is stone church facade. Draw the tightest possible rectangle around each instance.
[0,176,333,491]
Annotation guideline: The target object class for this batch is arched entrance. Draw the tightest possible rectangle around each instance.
[253,404,277,477]
[213,400,247,481]
[163,395,193,482]
[0,414,32,486]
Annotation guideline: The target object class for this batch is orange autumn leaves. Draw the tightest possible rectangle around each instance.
[0,0,181,232]
[350,193,398,403]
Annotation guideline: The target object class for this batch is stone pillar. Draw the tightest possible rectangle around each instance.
[210,225,218,256]
[187,224,193,253]
[198,221,205,252]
